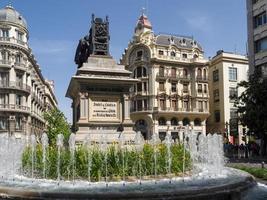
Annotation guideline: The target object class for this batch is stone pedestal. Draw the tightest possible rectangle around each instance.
[66,55,138,142]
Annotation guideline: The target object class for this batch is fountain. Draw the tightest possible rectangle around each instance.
[0,130,259,200]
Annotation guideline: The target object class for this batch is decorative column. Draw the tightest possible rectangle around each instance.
[123,94,132,124]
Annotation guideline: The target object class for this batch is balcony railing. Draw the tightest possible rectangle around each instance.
[130,106,153,112]
[156,72,168,80]
[196,76,208,82]
[14,62,27,69]
[0,37,27,48]
[0,81,31,93]
[0,104,30,112]
[154,107,208,113]
[0,59,12,66]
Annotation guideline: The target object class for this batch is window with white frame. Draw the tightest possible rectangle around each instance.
[229,67,237,81]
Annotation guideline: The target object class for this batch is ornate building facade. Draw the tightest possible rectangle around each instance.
[121,14,209,140]
[0,5,57,136]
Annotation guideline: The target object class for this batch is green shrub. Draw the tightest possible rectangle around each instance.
[21,142,191,181]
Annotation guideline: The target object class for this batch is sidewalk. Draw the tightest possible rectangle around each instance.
[226,156,267,185]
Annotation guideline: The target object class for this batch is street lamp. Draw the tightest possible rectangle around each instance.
[225,121,229,142]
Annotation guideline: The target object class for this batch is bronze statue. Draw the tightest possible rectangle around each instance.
[74,14,110,68]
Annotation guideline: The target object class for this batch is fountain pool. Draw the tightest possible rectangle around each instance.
[0,130,262,200]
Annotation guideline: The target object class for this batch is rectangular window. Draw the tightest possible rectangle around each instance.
[158,50,164,55]
[204,84,207,93]
[0,94,8,105]
[230,109,238,119]
[183,101,189,110]
[137,100,142,111]
[182,53,187,58]
[172,100,177,110]
[143,99,147,110]
[137,83,142,92]
[254,11,267,28]
[2,29,9,38]
[159,66,164,76]
[171,68,176,77]
[215,110,220,122]
[229,87,238,102]
[229,67,237,81]
[197,84,202,93]
[159,82,165,91]
[16,95,22,105]
[0,72,9,86]
[160,99,165,110]
[198,101,203,111]
[183,84,188,93]
[143,82,147,91]
[0,117,7,130]
[17,31,23,41]
[255,37,267,53]
[213,70,219,82]
[15,116,22,130]
[16,74,23,87]
[214,89,220,102]
[171,82,176,92]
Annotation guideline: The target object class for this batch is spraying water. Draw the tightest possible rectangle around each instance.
[41,133,48,179]
[134,131,144,185]
[56,134,64,183]
[30,134,36,180]
[68,133,76,184]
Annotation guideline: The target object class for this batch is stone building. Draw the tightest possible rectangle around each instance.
[0,5,57,136]
[121,14,209,140]
[207,51,248,144]
[247,0,267,77]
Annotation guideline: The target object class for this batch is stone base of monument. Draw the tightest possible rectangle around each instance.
[66,55,138,142]
[0,169,256,200]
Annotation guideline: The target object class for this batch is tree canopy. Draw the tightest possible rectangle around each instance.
[43,108,71,146]
[235,69,267,154]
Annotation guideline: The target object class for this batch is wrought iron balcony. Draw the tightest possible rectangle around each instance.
[0,81,31,93]
[0,104,30,113]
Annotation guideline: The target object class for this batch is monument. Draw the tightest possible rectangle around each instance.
[66,15,138,142]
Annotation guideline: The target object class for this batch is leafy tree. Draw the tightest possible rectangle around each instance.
[43,108,71,146]
[235,68,267,155]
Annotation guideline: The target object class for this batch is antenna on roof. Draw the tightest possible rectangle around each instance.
[141,7,146,16]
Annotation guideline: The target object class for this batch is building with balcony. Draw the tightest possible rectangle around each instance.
[247,0,267,77]
[0,5,57,136]
[207,51,248,144]
[121,14,209,140]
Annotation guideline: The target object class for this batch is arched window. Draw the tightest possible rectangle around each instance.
[158,117,166,125]
[137,66,142,78]
[171,117,178,125]
[197,68,202,79]
[194,118,201,126]
[183,118,190,126]
[171,51,176,57]
[15,54,22,64]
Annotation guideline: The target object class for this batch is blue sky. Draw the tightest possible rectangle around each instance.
[1,0,247,122]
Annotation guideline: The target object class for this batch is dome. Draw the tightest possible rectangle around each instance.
[0,5,27,29]
[136,14,152,29]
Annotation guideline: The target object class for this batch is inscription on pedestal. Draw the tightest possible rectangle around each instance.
[89,96,120,122]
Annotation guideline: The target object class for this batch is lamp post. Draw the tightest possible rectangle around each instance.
[225,121,229,142]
